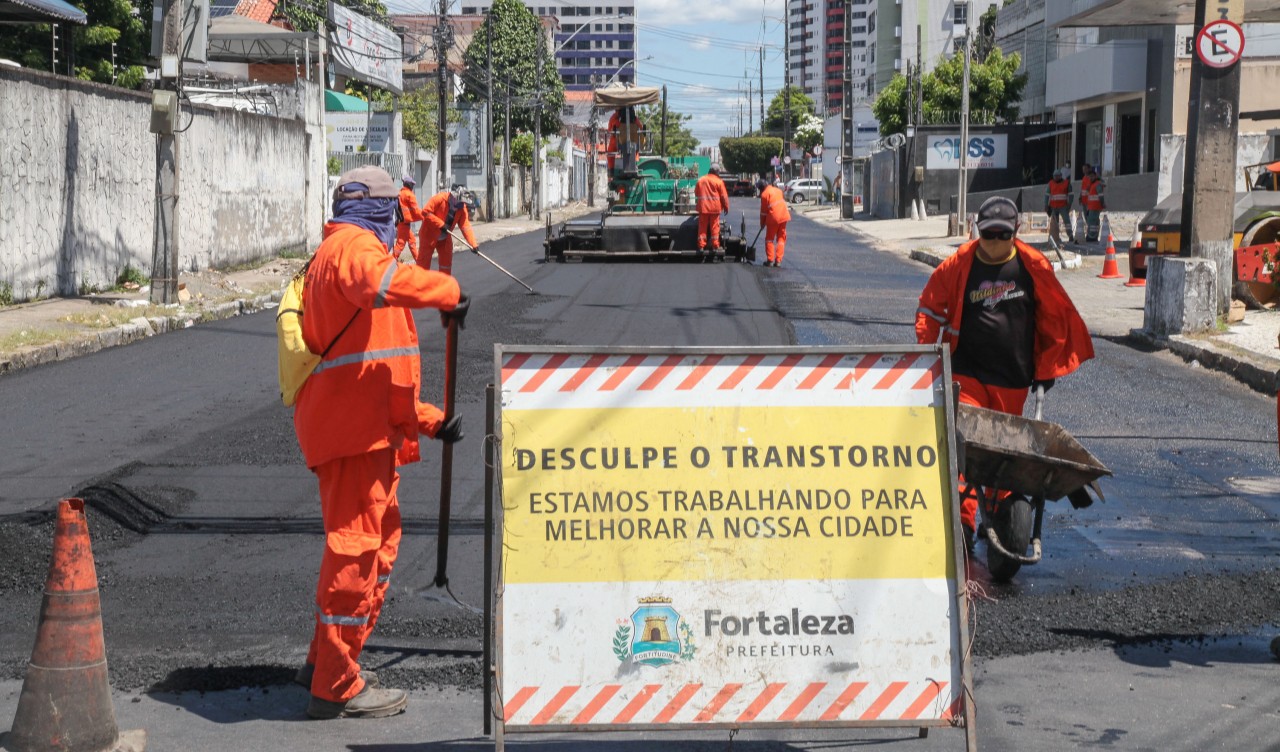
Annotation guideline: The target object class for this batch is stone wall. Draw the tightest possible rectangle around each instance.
[0,67,322,301]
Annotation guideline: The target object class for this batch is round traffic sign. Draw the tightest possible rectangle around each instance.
[783,155,792,164]
[1196,19,1244,69]
[813,145,823,156]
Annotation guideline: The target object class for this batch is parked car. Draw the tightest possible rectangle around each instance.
[727,176,756,196]
[784,178,826,204]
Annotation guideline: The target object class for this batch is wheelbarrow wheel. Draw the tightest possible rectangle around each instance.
[986,496,1033,583]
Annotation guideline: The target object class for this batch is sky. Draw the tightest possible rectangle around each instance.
[627,0,788,148]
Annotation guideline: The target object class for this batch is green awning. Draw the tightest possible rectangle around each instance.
[325,89,368,112]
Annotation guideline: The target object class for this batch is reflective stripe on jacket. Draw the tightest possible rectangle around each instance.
[1086,179,1106,211]
[1046,179,1070,208]
[914,238,1095,382]
[294,223,461,469]
[420,191,479,248]
[1079,175,1095,203]
[695,174,730,214]
[759,184,791,225]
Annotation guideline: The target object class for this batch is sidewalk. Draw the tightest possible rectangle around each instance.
[800,205,1280,395]
[0,203,597,375]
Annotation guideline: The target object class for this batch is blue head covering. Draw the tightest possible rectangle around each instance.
[331,182,397,251]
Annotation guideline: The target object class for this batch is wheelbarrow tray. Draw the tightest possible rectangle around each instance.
[956,404,1112,501]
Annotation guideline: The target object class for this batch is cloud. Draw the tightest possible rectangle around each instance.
[635,0,783,27]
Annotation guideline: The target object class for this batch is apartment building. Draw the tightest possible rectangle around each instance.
[455,2,638,90]
[866,0,1002,97]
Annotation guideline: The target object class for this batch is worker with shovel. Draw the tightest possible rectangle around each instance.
[418,184,480,275]
[292,166,470,720]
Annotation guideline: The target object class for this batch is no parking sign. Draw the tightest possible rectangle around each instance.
[1196,20,1245,69]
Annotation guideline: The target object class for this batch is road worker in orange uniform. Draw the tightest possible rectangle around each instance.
[915,196,1093,551]
[393,175,422,259]
[1043,168,1074,246]
[694,163,730,255]
[293,166,469,720]
[606,107,643,174]
[417,185,479,275]
[756,177,791,267]
[1079,163,1098,242]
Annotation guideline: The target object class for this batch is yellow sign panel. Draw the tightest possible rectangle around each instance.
[503,405,956,584]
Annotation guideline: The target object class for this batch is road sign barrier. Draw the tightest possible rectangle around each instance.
[491,346,975,748]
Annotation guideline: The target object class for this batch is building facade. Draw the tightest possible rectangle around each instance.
[455,2,638,90]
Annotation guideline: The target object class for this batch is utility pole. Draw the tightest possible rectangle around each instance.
[504,85,511,219]
[783,18,791,182]
[916,24,923,126]
[759,47,764,139]
[1178,0,1243,314]
[532,30,544,220]
[150,0,183,304]
[956,28,971,228]
[434,0,451,192]
[660,85,668,156]
[485,14,494,222]
[840,0,852,218]
[748,78,753,134]
[588,75,598,208]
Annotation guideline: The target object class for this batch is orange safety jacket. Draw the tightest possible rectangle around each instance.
[421,192,479,248]
[1085,179,1106,211]
[915,238,1095,383]
[1046,178,1071,208]
[759,184,791,225]
[398,187,422,225]
[294,222,461,470]
[1079,175,1096,205]
[694,173,730,214]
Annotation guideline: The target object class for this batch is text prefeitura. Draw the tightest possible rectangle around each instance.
[513,443,939,471]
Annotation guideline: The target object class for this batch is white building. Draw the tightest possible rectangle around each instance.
[866,0,1002,97]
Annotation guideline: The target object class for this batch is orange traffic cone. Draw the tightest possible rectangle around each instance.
[1124,231,1146,287]
[1098,233,1123,279]
[2,499,145,752]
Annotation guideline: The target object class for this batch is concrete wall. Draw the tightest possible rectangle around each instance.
[0,67,322,301]
[1157,134,1273,203]
[967,172,1160,215]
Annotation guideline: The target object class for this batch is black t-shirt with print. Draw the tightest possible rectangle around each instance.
[951,252,1036,389]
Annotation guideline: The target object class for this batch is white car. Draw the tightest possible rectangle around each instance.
[785,178,826,204]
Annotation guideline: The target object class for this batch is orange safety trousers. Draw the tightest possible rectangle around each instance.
[954,374,1029,533]
[697,213,722,250]
[394,224,418,258]
[306,447,402,702]
[765,220,788,264]
[416,236,454,275]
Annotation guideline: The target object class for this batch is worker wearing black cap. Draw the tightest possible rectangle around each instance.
[915,196,1094,550]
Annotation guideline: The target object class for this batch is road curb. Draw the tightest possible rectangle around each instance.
[1128,327,1279,396]
[0,290,283,377]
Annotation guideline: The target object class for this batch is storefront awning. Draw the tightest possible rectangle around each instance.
[1024,127,1072,142]
[325,89,369,112]
[0,0,86,24]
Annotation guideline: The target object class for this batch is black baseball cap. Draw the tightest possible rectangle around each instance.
[976,196,1019,234]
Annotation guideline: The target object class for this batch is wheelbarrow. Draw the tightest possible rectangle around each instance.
[955,387,1112,582]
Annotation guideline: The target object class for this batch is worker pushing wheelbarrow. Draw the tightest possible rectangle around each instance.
[916,196,1106,580]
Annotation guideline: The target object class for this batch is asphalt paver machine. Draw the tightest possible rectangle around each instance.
[544,85,750,263]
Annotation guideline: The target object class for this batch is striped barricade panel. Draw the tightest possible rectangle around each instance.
[503,680,962,727]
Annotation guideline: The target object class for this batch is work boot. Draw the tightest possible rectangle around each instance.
[307,684,408,720]
[294,663,380,689]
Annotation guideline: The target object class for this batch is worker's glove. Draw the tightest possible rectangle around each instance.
[435,415,464,444]
[1031,378,1056,394]
[440,292,470,330]
[438,229,449,242]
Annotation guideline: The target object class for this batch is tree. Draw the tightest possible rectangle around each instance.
[461,0,564,140]
[283,0,387,35]
[0,0,150,88]
[763,85,814,138]
[719,136,783,177]
[400,81,464,150]
[973,0,1016,62]
[794,113,824,153]
[635,104,699,158]
[871,47,1027,136]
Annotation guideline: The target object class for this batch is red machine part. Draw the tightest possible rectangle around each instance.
[1236,242,1278,284]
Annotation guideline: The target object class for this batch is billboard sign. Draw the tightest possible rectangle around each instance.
[925,134,1008,170]
[328,2,403,95]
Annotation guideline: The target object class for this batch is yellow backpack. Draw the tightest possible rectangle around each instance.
[276,260,360,406]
